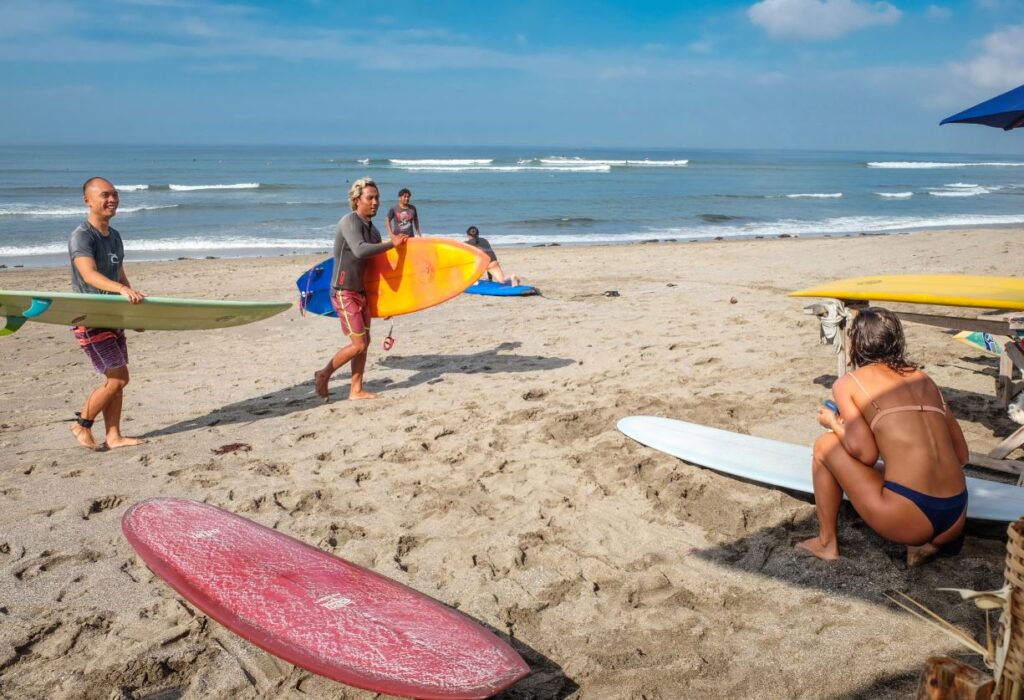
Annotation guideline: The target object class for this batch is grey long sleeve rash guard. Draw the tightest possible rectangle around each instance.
[330,211,394,292]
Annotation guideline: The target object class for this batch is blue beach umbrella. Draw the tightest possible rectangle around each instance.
[941,83,1024,130]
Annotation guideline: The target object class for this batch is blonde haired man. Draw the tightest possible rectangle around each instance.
[314,178,408,400]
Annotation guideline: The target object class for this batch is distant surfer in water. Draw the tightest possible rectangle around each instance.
[68,177,147,450]
[465,226,519,286]
[386,188,420,238]
[797,308,969,566]
[314,177,408,401]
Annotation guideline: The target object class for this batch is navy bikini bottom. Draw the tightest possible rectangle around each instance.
[883,481,968,536]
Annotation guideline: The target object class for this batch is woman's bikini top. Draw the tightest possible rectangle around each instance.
[848,373,947,431]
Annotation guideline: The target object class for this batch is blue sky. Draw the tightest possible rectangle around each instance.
[2,0,1023,153]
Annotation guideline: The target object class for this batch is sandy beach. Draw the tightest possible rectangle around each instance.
[0,228,1021,699]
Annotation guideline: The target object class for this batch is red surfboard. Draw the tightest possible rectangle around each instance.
[122,498,529,699]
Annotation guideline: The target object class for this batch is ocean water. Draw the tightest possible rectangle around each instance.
[2,145,1023,267]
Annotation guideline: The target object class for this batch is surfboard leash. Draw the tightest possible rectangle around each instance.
[382,321,395,352]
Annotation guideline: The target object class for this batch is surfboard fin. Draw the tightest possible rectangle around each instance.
[0,316,28,336]
[0,298,52,337]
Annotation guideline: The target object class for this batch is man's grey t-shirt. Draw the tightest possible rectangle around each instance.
[331,211,394,293]
[386,204,418,236]
[69,222,124,294]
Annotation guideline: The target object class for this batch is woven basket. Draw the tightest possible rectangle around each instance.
[1001,520,1024,687]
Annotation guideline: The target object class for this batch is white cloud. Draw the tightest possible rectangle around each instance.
[756,71,790,85]
[926,4,952,19]
[973,0,1021,10]
[747,0,901,40]
[688,39,715,54]
[0,2,80,38]
[179,17,219,39]
[950,24,1024,90]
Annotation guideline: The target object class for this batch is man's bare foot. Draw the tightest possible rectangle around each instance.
[314,370,330,400]
[349,390,377,400]
[106,435,146,449]
[906,543,940,567]
[71,423,103,450]
[796,536,839,561]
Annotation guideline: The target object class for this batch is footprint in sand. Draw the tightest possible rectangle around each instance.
[394,535,422,574]
[81,494,125,520]
[14,549,103,581]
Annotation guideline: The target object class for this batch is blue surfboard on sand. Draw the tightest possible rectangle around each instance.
[464,280,539,297]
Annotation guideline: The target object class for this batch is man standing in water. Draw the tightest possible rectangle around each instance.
[314,178,408,400]
[69,177,146,449]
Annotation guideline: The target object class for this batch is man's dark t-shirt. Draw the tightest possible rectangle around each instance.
[386,204,418,236]
[467,235,497,262]
[69,222,124,294]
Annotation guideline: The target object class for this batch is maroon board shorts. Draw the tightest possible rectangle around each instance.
[73,327,128,373]
[330,290,370,338]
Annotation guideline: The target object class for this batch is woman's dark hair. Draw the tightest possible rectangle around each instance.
[398,188,411,197]
[848,307,913,373]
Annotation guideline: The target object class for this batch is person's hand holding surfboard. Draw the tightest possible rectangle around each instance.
[118,283,146,305]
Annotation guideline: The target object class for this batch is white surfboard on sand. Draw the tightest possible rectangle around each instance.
[617,416,1024,522]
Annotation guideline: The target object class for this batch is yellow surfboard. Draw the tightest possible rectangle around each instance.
[296,238,489,319]
[790,275,1024,311]
[366,238,489,317]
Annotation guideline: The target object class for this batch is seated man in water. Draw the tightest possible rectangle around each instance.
[797,307,970,566]
[465,226,519,286]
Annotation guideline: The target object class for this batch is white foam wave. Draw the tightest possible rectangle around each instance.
[876,192,913,199]
[116,184,149,191]
[644,213,1024,240]
[537,157,688,167]
[928,187,990,197]
[628,159,689,167]
[0,204,178,217]
[356,158,369,165]
[6,213,1024,259]
[398,164,611,173]
[389,159,493,166]
[945,182,979,188]
[168,183,260,191]
[786,192,842,199]
[0,236,334,257]
[868,161,1024,169]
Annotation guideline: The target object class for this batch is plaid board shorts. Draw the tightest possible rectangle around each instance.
[73,327,128,373]
[330,290,370,338]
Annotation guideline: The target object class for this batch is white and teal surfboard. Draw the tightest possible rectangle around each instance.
[0,290,290,336]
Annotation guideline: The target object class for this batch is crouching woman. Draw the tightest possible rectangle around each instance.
[797,307,970,566]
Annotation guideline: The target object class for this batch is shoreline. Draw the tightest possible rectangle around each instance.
[1,227,1021,698]
[1,222,1019,271]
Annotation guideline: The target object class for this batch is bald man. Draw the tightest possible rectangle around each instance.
[68,177,146,449]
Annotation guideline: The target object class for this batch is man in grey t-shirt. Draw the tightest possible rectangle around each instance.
[68,177,147,450]
[385,188,420,238]
[313,177,408,401]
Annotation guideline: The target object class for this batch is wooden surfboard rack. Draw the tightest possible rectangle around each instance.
[803,300,1024,479]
